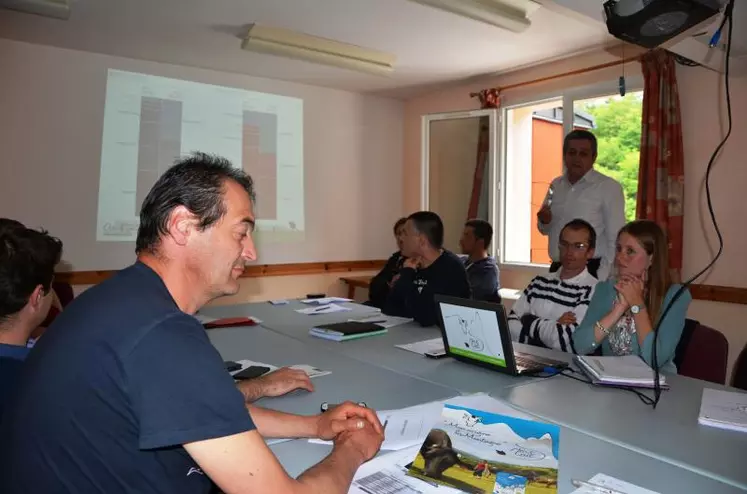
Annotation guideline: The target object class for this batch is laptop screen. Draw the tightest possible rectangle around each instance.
[438,300,507,368]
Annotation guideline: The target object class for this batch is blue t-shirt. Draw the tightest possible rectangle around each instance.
[0,262,255,493]
[0,343,30,419]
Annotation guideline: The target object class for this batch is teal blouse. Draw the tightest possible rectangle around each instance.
[572,280,692,370]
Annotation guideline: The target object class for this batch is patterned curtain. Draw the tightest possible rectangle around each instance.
[637,50,684,281]
[467,89,500,220]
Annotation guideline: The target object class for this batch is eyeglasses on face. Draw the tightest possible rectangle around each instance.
[559,241,589,252]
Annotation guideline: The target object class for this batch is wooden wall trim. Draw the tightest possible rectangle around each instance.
[689,284,747,305]
[55,260,387,286]
[55,262,747,306]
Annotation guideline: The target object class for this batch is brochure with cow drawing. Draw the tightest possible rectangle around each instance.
[406,404,560,494]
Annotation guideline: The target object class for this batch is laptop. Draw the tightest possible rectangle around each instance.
[434,295,568,376]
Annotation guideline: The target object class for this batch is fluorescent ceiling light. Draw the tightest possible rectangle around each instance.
[0,0,70,19]
[241,24,396,76]
[407,0,541,33]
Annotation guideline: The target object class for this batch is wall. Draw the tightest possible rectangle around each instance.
[530,118,563,264]
[403,47,747,379]
[677,63,747,377]
[0,38,404,271]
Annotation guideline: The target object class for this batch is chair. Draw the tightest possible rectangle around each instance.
[52,281,75,308]
[674,319,729,385]
[482,292,502,304]
[732,344,747,391]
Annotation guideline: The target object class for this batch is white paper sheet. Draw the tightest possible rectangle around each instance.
[698,388,747,433]
[269,299,289,305]
[296,303,352,315]
[300,297,352,305]
[571,473,660,494]
[395,338,444,356]
[231,360,331,379]
[349,446,461,494]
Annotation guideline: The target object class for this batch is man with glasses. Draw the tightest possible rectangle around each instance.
[507,219,599,353]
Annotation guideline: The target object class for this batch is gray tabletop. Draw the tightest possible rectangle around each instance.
[268,425,744,494]
[203,301,747,492]
[203,301,570,394]
[207,324,458,415]
[492,372,747,491]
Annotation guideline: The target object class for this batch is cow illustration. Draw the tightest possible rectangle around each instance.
[419,429,465,479]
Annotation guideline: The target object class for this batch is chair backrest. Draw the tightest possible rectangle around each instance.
[676,319,729,385]
[52,281,75,308]
[732,344,747,391]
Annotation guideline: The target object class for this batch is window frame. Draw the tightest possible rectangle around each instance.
[495,77,644,271]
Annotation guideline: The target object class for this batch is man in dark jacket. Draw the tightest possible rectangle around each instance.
[459,219,500,301]
[383,212,470,326]
[367,218,407,308]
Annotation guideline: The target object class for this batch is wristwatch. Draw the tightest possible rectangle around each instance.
[631,305,642,315]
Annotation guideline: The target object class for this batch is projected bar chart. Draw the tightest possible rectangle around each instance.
[96,69,304,242]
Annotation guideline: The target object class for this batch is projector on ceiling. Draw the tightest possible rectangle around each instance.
[0,0,70,20]
[603,0,722,48]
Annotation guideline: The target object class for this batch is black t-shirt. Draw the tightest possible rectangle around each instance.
[0,262,255,494]
[383,250,471,326]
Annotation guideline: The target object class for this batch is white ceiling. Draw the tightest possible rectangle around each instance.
[0,0,614,98]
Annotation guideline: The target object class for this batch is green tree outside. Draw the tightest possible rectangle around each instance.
[579,93,643,222]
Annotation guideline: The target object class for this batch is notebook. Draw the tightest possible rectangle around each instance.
[698,388,747,433]
[575,355,667,389]
[309,321,387,342]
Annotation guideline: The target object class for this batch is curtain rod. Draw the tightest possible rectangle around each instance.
[471,55,642,97]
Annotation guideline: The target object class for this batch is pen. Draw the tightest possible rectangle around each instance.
[320,401,367,412]
[383,419,388,431]
[571,479,627,494]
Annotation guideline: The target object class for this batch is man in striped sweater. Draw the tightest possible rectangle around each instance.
[508,219,599,353]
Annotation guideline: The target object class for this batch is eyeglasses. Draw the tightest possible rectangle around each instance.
[559,241,589,252]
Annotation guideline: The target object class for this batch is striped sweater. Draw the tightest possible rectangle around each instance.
[507,269,598,353]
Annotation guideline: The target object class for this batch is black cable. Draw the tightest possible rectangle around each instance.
[560,369,655,406]
[650,0,734,408]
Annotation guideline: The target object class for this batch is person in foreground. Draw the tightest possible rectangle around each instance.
[508,219,598,353]
[0,153,384,494]
[0,220,62,416]
[368,217,407,308]
[458,219,500,301]
[572,220,691,371]
[383,211,471,326]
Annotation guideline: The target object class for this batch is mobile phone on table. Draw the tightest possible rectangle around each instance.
[424,350,447,359]
[233,366,271,380]
[224,361,242,372]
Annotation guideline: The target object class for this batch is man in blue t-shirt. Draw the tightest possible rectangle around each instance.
[0,154,384,494]
[0,219,62,418]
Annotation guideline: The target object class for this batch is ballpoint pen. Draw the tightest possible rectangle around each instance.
[571,479,627,494]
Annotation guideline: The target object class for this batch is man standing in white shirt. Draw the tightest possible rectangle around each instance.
[537,129,625,280]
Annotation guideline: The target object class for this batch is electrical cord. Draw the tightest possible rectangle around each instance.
[559,369,655,406]
[650,0,734,409]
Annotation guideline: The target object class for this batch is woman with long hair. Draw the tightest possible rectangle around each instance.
[573,220,691,370]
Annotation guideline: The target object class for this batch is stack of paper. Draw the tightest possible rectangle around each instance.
[698,388,747,433]
[395,337,444,356]
[309,321,387,342]
[348,314,413,329]
[575,355,666,388]
[571,473,660,493]
[296,303,352,315]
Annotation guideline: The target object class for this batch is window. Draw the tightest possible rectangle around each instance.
[498,82,643,266]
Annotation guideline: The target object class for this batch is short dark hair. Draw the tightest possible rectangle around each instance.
[393,217,407,235]
[136,152,255,255]
[465,219,493,249]
[560,218,597,249]
[0,221,63,321]
[563,129,597,157]
[408,211,444,249]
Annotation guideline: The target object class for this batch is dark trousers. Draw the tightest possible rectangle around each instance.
[549,257,601,279]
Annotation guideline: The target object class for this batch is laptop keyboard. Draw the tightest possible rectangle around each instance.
[514,352,566,371]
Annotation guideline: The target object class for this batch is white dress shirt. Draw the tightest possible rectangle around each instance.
[538,169,625,280]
